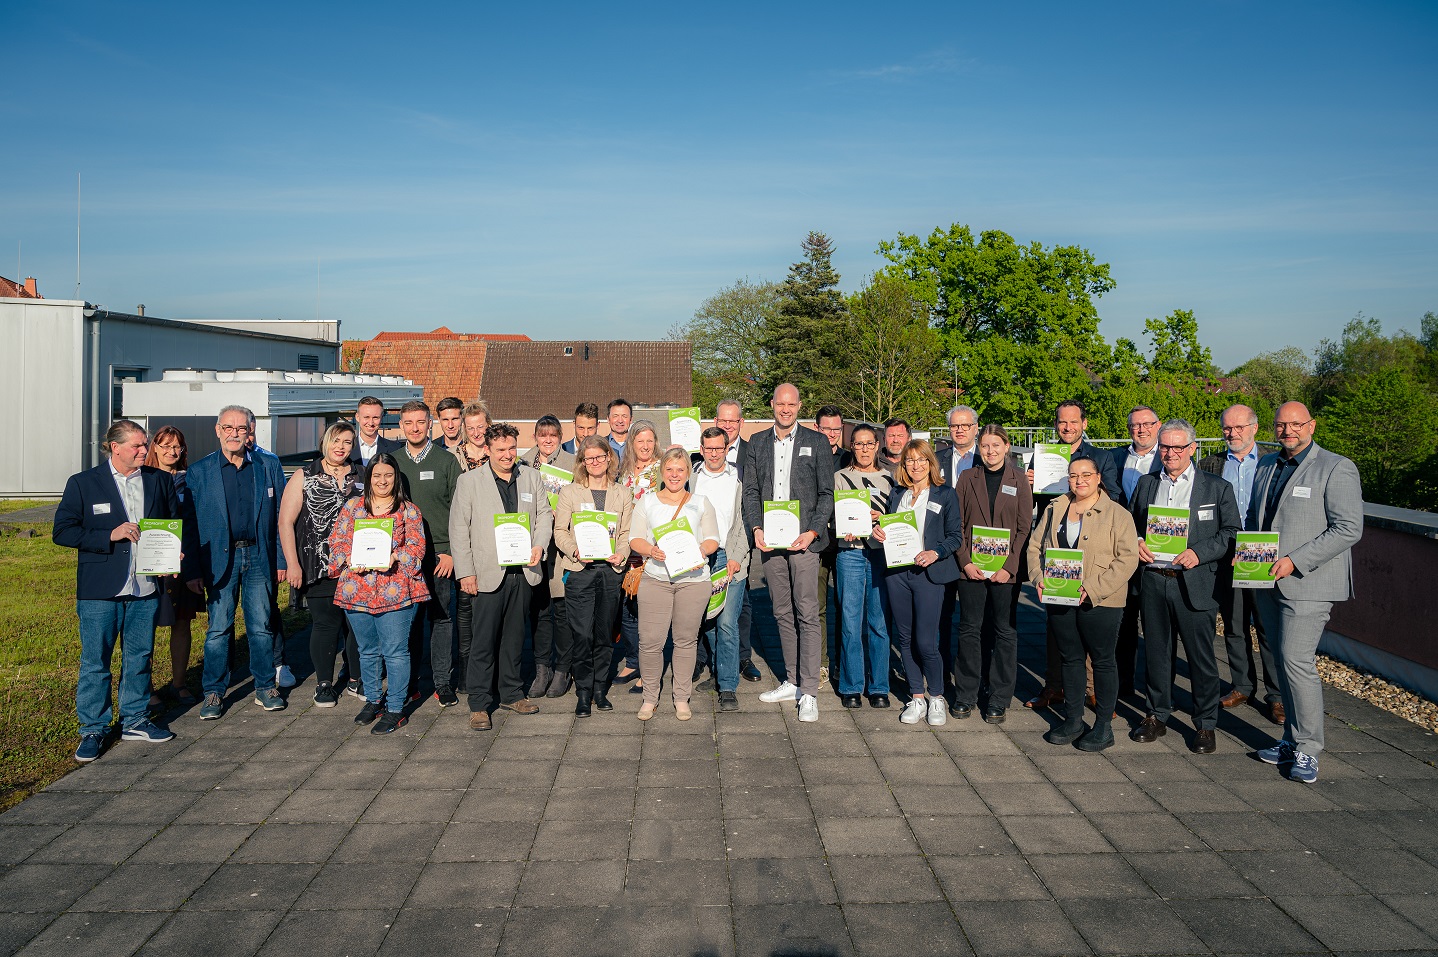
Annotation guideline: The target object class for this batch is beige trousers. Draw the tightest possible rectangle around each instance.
[637,575,711,707]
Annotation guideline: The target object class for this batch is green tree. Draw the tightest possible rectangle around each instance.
[821,274,945,425]
[1311,313,1427,408]
[1144,309,1216,380]
[668,278,779,416]
[761,231,847,403]
[1318,367,1438,509]
[1231,346,1312,409]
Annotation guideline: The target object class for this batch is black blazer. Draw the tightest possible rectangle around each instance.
[741,426,835,552]
[53,465,185,601]
[348,434,402,469]
[885,482,964,584]
[1128,468,1241,611]
[935,442,978,490]
[1107,444,1163,508]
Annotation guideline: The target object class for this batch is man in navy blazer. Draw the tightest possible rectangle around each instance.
[1109,406,1165,696]
[348,396,401,469]
[54,420,183,762]
[186,405,289,719]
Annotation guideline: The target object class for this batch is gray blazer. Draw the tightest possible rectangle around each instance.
[449,463,554,593]
[1246,443,1363,602]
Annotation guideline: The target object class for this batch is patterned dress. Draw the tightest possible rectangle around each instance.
[328,500,431,614]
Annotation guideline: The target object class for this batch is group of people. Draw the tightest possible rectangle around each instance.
[56,382,1363,784]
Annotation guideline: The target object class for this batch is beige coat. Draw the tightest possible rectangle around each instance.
[552,481,635,575]
[1026,490,1140,608]
[449,463,554,593]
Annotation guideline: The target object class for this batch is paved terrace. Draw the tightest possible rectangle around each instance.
[3,592,1437,957]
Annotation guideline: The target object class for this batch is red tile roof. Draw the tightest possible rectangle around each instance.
[359,339,490,407]
[478,341,692,420]
[0,275,42,299]
[370,327,529,343]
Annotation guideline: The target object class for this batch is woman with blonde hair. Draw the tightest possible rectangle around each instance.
[614,419,661,688]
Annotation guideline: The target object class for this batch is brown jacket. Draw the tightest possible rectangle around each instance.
[1026,489,1140,608]
[954,460,1033,577]
[553,480,635,578]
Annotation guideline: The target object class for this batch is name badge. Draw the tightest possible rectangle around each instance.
[1001,485,1017,497]
[1198,509,1214,521]
[582,502,594,511]
[92,503,111,514]
[267,487,274,498]
[420,471,434,481]
[926,501,942,514]
[799,447,812,457]
[1292,486,1311,499]
[521,492,534,503]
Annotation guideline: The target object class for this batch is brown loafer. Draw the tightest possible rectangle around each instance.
[1269,701,1286,725]
[469,711,492,731]
[1129,715,1168,743]
[1189,729,1217,754]
[1220,690,1249,709]
[500,698,540,715]
[1025,688,1064,710]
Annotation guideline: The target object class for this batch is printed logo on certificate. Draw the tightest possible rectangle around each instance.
[494,512,532,567]
[879,511,922,568]
[136,519,183,575]
[1145,506,1190,564]
[970,526,1011,579]
[351,517,394,571]
[667,407,703,453]
[654,515,705,578]
[834,488,872,539]
[1032,443,1073,495]
[763,500,801,549]
[1041,548,1084,605]
[572,510,618,561]
[1233,531,1280,588]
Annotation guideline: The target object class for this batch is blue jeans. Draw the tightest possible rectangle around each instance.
[834,549,892,695]
[202,544,277,697]
[76,596,159,735]
[706,548,746,693]
[346,606,417,713]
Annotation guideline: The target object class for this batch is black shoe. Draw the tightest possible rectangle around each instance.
[594,692,614,712]
[1044,719,1087,745]
[629,683,645,695]
[313,682,338,708]
[695,677,717,693]
[718,691,739,712]
[434,686,459,708]
[355,701,382,725]
[983,707,1006,724]
[840,694,863,709]
[1130,715,1168,743]
[739,659,762,682]
[1189,729,1217,754]
[613,668,640,684]
[868,694,891,709]
[546,670,570,698]
[371,711,407,734]
[1075,724,1115,752]
[949,702,974,719]
[575,692,593,718]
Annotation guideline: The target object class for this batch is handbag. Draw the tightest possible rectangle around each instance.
[622,493,689,598]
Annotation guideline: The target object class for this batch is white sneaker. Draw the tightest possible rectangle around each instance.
[927,696,948,727]
[759,681,799,703]
[797,694,818,722]
[276,665,297,689]
[900,698,927,725]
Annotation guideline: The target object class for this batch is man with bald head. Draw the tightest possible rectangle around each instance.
[1248,402,1363,783]
[742,383,835,721]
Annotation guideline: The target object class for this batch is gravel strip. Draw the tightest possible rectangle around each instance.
[1318,654,1438,734]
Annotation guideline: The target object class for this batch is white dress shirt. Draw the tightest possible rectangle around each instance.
[1154,463,1196,509]
[110,463,155,598]
[1122,445,1158,501]
[771,427,795,501]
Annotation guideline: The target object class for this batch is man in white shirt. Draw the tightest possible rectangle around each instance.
[692,427,748,710]
[348,396,400,468]
[1110,405,1163,697]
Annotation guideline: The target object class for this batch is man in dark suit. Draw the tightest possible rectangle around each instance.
[53,420,184,762]
[715,398,762,682]
[1128,419,1241,754]
[1109,406,1165,696]
[348,395,401,469]
[743,383,835,721]
[936,405,980,489]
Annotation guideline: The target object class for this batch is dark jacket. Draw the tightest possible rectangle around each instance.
[885,482,964,584]
[1107,444,1163,508]
[1128,468,1241,611]
[935,441,978,490]
[348,434,402,469]
[187,449,288,586]
[54,464,185,600]
[742,425,835,552]
[954,460,1034,578]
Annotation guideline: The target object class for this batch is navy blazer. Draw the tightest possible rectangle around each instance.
[1108,444,1163,508]
[348,434,402,469]
[935,442,978,489]
[742,426,836,552]
[1129,468,1241,611]
[186,449,288,586]
[885,482,964,584]
[53,464,184,601]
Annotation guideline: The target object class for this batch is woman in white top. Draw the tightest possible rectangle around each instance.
[615,419,661,688]
[628,446,721,720]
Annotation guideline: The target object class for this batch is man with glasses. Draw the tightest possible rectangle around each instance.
[692,427,750,710]
[937,405,980,488]
[1249,402,1362,783]
[186,405,290,719]
[1111,406,1165,696]
[1200,404,1283,722]
[714,400,763,682]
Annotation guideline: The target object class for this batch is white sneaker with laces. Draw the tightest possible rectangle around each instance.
[927,696,948,726]
[759,681,799,703]
[797,694,818,722]
[900,698,927,725]
[276,665,297,689]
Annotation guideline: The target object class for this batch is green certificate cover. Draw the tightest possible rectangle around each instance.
[351,517,394,571]
[706,566,729,620]
[538,463,573,509]
[136,518,182,575]
[763,499,801,549]
[1145,505,1190,563]
[668,407,702,453]
[494,512,532,567]
[654,515,705,577]
[970,525,1011,578]
[834,488,872,539]
[879,510,921,568]
[1233,531,1280,588]
[1041,548,1085,605]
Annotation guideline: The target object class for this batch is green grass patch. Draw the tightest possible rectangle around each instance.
[0,500,55,515]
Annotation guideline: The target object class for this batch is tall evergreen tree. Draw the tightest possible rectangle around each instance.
[761,231,847,403]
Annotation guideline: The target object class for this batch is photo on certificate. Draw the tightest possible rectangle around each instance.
[1233,531,1280,588]
[537,464,573,509]
[1041,548,1084,605]
[1145,506,1190,563]
[706,567,729,620]
[970,525,1011,578]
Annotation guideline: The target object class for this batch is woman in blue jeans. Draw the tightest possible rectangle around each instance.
[833,423,895,709]
[328,453,430,734]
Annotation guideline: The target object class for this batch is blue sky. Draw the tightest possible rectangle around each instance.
[4,1,1436,368]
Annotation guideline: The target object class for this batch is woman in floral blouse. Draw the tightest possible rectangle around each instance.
[328,453,430,734]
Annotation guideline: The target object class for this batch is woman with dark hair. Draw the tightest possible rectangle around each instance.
[873,438,964,727]
[327,452,430,734]
[279,421,361,707]
[953,425,1034,723]
[1026,454,1139,751]
[144,426,202,704]
[832,423,895,709]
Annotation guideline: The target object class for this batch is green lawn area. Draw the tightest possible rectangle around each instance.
[0,523,308,812]
[0,499,55,515]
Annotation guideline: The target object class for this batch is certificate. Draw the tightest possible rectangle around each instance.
[350,517,394,571]
[1032,443,1072,495]
[668,407,702,453]
[537,463,573,509]
[572,510,617,561]
[970,526,1011,579]
[763,500,801,549]
[1041,548,1084,605]
[1145,506,1190,564]
[1233,531,1280,588]
[706,566,730,621]
[494,512,532,567]
[879,511,921,568]
[136,518,182,575]
[834,488,872,539]
[654,515,705,578]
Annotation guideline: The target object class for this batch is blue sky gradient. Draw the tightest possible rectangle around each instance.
[4,1,1436,367]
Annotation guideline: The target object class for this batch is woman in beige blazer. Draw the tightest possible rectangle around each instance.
[553,436,634,717]
[1027,454,1139,752]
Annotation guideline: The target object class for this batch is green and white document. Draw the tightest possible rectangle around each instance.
[537,464,573,509]
[1145,506,1190,564]
[1233,531,1280,588]
[763,500,801,550]
[880,510,921,568]
[136,518,183,575]
[654,515,705,578]
[571,510,618,561]
[351,517,394,571]
[494,512,532,567]
[1041,548,1084,605]
[667,407,702,453]
[706,566,730,621]
[834,488,872,539]
[970,526,1011,579]
[1032,443,1073,495]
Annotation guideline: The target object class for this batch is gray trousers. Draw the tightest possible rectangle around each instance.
[1218,576,1281,703]
[1253,590,1332,755]
[763,550,823,698]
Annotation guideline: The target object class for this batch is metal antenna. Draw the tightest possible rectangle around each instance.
[75,173,82,300]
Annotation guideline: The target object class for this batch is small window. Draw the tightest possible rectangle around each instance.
[298,354,320,370]
[112,368,146,418]
[563,346,574,357]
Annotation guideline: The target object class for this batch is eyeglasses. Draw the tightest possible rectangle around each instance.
[817,425,842,433]
[1129,421,1160,431]
[903,458,928,466]
[219,425,251,435]
[701,446,728,453]
[715,418,741,426]
[949,422,976,430]
[582,455,609,464]
[1221,423,1256,433]
[1157,443,1193,454]
[1275,420,1313,434]
[852,441,877,449]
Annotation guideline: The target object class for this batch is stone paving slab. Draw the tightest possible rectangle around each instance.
[3,588,1438,957]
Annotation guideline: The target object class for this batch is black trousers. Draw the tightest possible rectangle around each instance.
[466,571,530,712]
[1140,570,1222,730]
[412,573,457,692]
[953,578,1019,709]
[304,581,355,686]
[566,564,620,696]
[1117,581,1142,693]
[455,591,471,693]
[1217,575,1280,702]
[529,583,570,673]
[1049,603,1123,726]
